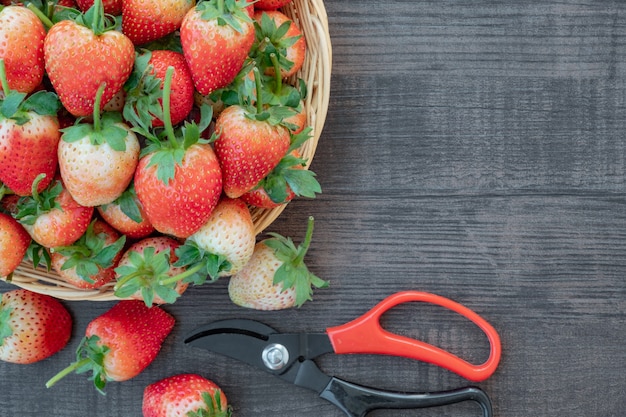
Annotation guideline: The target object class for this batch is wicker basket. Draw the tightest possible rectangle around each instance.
[4,0,332,301]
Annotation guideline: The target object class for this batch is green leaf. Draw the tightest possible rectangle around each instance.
[61,123,93,143]
[1,92,27,120]
[0,306,14,347]
[22,91,62,116]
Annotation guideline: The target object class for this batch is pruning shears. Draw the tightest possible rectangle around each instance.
[184,291,501,417]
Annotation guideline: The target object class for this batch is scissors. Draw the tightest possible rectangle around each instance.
[184,291,502,417]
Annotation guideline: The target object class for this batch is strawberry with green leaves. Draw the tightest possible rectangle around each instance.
[228,216,327,310]
[58,83,140,207]
[44,0,135,117]
[14,175,94,248]
[0,289,72,364]
[124,49,195,129]
[75,0,122,16]
[0,60,62,196]
[133,67,222,238]
[180,0,255,95]
[214,68,293,198]
[143,373,231,417]
[0,212,31,279]
[97,183,155,239]
[51,219,126,289]
[122,0,195,46]
[46,299,175,394]
[0,5,46,94]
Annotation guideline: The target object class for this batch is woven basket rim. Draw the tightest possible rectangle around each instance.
[3,0,333,301]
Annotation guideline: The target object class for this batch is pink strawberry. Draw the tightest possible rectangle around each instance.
[143,373,231,417]
[0,289,72,364]
[97,184,155,239]
[228,216,327,310]
[0,212,31,278]
[254,0,293,10]
[58,84,140,206]
[0,5,46,94]
[44,0,135,117]
[50,219,126,289]
[46,300,175,393]
[122,0,195,46]
[180,0,255,95]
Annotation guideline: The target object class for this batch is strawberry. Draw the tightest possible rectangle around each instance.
[213,68,292,198]
[133,69,222,238]
[252,10,306,79]
[180,0,255,95]
[14,175,94,248]
[50,219,126,289]
[58,83,140,206]
[46,299,175,393]
[122,0,195,46]
[0,6,46,94]
[0,212,31,278]
[143,373,231,417]
[228,216,327,310]
[113,236,189,306]
[0,60,62,196]
[124,49,195,128]
[97,184,155,239]
[75,0,122,15]
[254,0,293,10]
[44,0,135,117]
[177,197,255,280]
[0,289,72,364]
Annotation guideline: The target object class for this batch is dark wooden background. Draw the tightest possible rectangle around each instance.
[2,1,626,416]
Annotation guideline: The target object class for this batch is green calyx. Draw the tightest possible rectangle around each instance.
[15,174,62,226]
[172,240,231,282]
[74,0,117,35]
[52,220,126,284]
[264,216,328,307]
[101,183,144,224]
[197,0,253,34]
[0,59,61,125]
[62,83,130,151]
[123,51,164,130]
[46,335,111,395]
[26,0,82,30]
[241,67,297,126]
[251,12,301,75]
[187,390,232,417]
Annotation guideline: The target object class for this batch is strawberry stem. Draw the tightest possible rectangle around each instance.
[270,53,282,95]
[30,174,47,205]
[45,357,92,389]
[253,67,264,113]
[162,66,177,147]
[159,262,204,286]
[25,3,54,30]
[93,83,106,133]
[217,0,225,14]
[293,216,314,266]
[0,59,10,96]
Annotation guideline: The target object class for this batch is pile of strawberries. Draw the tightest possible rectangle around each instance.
[0,0,328,311]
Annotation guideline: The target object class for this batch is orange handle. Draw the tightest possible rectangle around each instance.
[325,291,501,382]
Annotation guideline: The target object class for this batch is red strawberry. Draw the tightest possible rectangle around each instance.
[179,197,256,279]
[44,0,135,117]
[0,212,31,278]
[228,216,327,310]
[0,61,62,196]
[124,49,195,128]
[58,84,140,206]
[143,373,231,417]
[114,236,189,306]
[122,0,195,46]
[46,300,175,393]
[14,176,94,248]
[0,6,46,94]
[50,219,126,289]
[0,289,72,364]
[75,0,122,15]
[134,69,222,238]
[213,71,291,198]
[97,184,155,239]
[180,0,255,95]
[254,0,293,10]
[252,10,306,79]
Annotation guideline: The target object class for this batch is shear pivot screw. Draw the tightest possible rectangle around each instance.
[262,343,289,371]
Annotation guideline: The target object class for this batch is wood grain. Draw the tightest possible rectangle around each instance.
[2,1,626,416]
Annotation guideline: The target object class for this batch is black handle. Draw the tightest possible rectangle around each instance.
[319,377,492,417]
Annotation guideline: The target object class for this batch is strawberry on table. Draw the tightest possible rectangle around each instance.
[58,83,140,207]
[122,0,195,46]
[180,0,256,95]
[0,60,62,196]
[50,219,126,289]
[143,373,231,417]
[44,0,135,117]
[228,216,328,310]
[0,5,46,94]
[0,289,72,364]
[46,299,175,394]
[0,212,31,279]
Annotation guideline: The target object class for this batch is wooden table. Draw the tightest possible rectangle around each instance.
[1,1,625,416]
